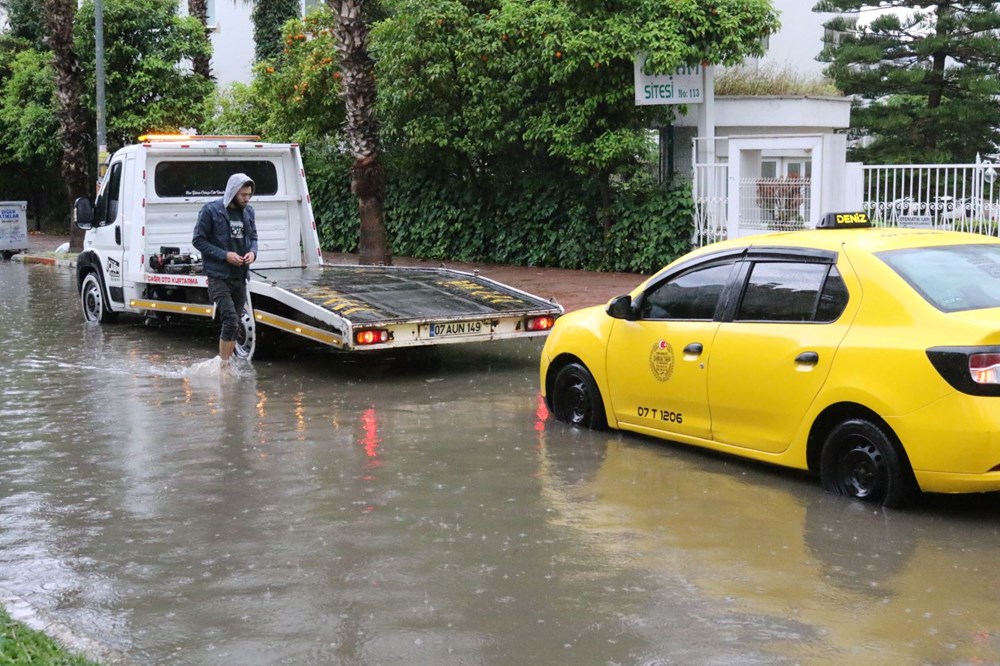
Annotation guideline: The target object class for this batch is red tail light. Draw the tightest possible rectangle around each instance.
[970,353,1000,384]
[526,315,555,331]
[355,329,389,345]
[927,346,1000,396]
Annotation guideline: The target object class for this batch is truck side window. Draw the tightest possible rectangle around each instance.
[96,162,123,226]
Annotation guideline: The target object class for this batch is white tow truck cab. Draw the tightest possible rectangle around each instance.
[74,135,563,359]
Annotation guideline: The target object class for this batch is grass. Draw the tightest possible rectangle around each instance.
[715,62,841,97]
[0,606,99,666]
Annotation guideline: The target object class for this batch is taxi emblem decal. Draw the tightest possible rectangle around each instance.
[649,340,674,382]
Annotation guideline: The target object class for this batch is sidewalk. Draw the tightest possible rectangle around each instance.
[17,232,646,313]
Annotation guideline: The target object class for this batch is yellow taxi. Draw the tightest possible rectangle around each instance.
[540,212,1000,507]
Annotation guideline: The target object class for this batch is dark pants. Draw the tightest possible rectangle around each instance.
[207,277,247,342]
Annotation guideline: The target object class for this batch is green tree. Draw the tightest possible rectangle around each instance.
[1,0,47,49]
[205,8,344,141]
[253,0,300,62]
[815,1,1000,163]
[0,48,65,228]
[375,0,779,233]
[43,0,89,249]
[73,0,214,151]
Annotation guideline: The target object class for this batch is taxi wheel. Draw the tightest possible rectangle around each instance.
[820,418,917,508]
[551,362,607,430]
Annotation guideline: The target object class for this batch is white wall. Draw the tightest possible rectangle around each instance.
[749,0,844,79]
[205,0,256,87]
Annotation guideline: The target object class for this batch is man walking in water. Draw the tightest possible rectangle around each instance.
[192,173,259,362]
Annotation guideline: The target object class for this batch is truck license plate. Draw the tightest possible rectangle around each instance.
[426,320,485,337]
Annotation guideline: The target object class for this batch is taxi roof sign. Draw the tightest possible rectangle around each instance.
[818,212,872,229]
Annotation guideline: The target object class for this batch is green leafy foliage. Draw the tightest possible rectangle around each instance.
[253,0,301,63]
[73,0,214,151]
[0,46,68,227]
[203,8,344,143]
[308,147,694,273]
[815,1,1000,163]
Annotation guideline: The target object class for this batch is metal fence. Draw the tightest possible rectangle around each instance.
[863,161,999,232]
[739,176,812,232]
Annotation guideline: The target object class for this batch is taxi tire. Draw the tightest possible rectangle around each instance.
[551,362,607,430]
[820,418,918,509]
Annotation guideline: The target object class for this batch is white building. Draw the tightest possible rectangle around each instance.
[661,1,860,242]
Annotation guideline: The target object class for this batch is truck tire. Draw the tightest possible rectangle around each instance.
[80,272,119,324]
[234,304,258,360]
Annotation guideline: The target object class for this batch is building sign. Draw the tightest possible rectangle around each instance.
[634,53,704,106]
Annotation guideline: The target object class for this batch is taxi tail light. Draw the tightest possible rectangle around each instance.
[969,353,1000,384]
[926,347,1000,397]
[355,329,389,345]
[526,315,555,332]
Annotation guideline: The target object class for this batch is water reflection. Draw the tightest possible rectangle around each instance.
[3,261,1000,664]
[537,421,1000,663]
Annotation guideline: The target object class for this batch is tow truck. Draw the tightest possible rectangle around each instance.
[74,135,562,359]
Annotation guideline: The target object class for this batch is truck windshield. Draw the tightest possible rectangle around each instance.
[878,243,1000,312]
[154,160,279,198]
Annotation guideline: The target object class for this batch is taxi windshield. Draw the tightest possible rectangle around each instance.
[879,243,1000,312]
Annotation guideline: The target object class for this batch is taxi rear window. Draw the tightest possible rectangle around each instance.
[879,244,1000,312]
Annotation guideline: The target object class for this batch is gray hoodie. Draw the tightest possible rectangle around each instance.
[192,173,259,280]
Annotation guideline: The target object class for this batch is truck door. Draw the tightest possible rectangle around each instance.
[91,159,128,304]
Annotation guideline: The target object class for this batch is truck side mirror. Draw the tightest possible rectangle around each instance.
[606,294,635,320]
[74,197,95,230]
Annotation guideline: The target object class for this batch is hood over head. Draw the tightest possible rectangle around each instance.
[223,173,255,208]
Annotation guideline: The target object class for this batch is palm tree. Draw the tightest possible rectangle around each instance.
[188,0,212,79]
[329,0,390,265]
[43,0,89,251]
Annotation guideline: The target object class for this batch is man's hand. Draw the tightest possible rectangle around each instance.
[242,251,256,265]
[225,251,244,266]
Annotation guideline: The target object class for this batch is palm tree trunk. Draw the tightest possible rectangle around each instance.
[188,0,212,80]
[44,0,89,251]
[330,0,391,265]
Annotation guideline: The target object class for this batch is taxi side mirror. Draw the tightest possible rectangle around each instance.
[606,294,635,320]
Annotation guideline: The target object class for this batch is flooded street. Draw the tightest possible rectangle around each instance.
[4,261,1000,665]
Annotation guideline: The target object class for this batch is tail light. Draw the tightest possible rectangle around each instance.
[526,315,556,331]
[927,346,1000,396]
[355,329,389,345]
[970,353,1000,384]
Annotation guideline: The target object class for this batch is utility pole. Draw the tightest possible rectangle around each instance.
[95,0,107,180]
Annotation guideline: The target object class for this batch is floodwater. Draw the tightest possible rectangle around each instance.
[3,261,1000,665]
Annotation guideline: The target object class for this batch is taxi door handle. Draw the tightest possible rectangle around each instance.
[684,342,703,355]
[796,351,819,365]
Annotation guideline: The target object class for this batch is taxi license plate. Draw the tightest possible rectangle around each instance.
[425,320,486,337]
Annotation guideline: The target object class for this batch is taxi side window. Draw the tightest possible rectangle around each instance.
[641,262,733,320]
[736,262,847,322]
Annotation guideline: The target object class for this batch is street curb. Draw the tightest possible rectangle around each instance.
[0,584,130,665]
[12,253,77,269]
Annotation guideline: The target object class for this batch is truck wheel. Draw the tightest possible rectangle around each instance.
[80,272,118,324]
[820,418,918,508]
[234,304,258,360]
